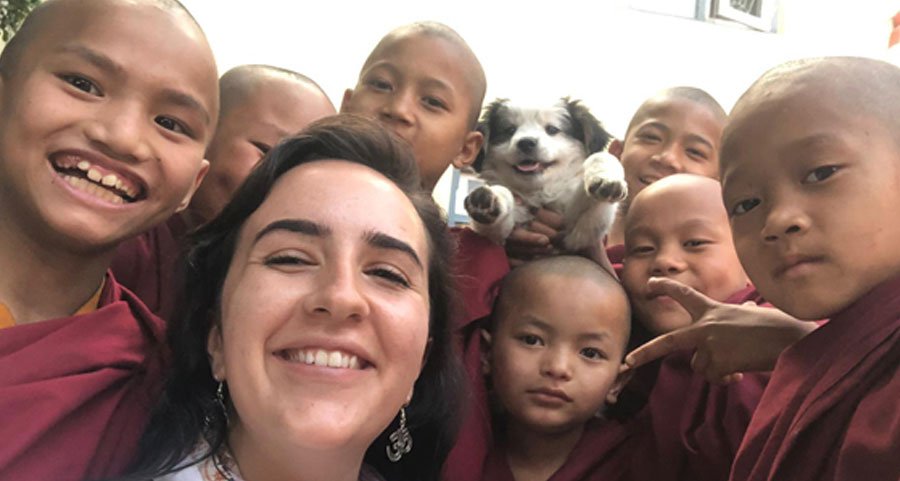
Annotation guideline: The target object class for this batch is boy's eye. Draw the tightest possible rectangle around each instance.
[580,347,607,361]
[686,148,708,160]
[637,132,661,143]
[251,141,271,155]
[545,125,561,135]
[803,165,839,184]
[730,198,760,216]
[155,116,190,136]
[367,266,411,288]
[628,244,655,256]
[60,74,102,96]
[422,96,447,110]
[683,239,711,248]
[518,334,544,346]
[366,78,392,92]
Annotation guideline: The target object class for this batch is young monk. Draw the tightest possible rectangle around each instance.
[480,256,632,481]
[0,1,218,480]
[340,22,511,481]
[622,174,751,337]
[112,64,335,319]
[506,87,727,268]
[717,57,900,481]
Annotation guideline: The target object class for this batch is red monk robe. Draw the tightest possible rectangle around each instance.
[111,214,189,321]
[444,227,510,481]
[729,275,900,481]
[0,272,166,481]
[481,418,633,481]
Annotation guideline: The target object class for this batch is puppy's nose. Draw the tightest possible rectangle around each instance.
[517,137,538,154]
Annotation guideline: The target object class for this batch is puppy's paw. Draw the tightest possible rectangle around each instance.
[584,152,628,202]
[465,186,503,224]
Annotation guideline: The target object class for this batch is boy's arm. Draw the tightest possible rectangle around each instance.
[624,278,817,383]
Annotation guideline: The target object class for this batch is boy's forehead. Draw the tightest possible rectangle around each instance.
[628,95,723,137]
[628,175,725,228]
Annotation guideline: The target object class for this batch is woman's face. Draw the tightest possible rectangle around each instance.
[208,160,431,456]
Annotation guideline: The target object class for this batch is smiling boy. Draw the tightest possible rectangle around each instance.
[0,0,218,479]
[721,57,900,481]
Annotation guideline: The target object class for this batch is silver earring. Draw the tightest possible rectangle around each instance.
[386,407,413,462]
[216,381,229,424]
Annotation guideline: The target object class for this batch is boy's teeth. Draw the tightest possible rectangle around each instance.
[77,160,90,171]
[101,173,119,187]
[87,168,103,182]
[283,348,362,370]
[63,174,125,204]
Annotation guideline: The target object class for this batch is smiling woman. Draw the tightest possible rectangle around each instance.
[114,115,463,481]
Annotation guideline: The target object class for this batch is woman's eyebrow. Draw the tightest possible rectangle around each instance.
[364,230,422,268]
[254,218,330,243]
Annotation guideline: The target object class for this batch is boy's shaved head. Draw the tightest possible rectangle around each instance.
[0,0,202,78]
[495,256,631,347]
[218,64,333,121]
[363,21,486,126]
[625,86,726,138]
[724,57,900,158]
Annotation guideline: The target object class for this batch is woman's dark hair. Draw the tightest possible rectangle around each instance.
[120,114,464,481]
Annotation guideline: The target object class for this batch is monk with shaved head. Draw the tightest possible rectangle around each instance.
[341,21,486,191]
[0,0,218,479]
[719,56,900,481]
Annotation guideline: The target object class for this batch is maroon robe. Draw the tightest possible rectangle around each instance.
[444,227,510,481]
[481,418,633,481]
[0,272,167,481]
[606,244,625,278]
[111,215,189,321]
[729,275,900,481]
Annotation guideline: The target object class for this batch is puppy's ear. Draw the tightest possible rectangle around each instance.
[565,97,612,154]
[471,99,507,173]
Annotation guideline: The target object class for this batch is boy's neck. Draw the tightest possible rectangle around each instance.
[504,420,586,481]
[0,223,112,325]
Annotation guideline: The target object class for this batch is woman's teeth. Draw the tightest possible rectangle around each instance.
[280,348,362,370]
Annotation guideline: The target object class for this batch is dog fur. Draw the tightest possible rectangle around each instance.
[464,97,627,252]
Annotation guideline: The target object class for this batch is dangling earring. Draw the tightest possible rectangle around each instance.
[385,407,413,462]
[216,381,229,425]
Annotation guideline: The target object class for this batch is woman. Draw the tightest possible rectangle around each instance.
[118,115,463,481]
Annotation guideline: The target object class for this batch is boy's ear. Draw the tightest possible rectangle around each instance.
[207,324,226,381]
[608,139,624,160]
[605,363,633,405]
[479,328,493,375]
[451,129,484,171]
[175,159,210,213]
[339,88,355,113]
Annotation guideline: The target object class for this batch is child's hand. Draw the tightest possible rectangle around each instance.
[505,207,563,267]
[624,278,816,384]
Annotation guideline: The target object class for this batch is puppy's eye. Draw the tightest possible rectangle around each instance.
[504,126,517,137]
[545,125,561,135]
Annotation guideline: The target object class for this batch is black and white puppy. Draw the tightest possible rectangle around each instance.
[464,97,627,252]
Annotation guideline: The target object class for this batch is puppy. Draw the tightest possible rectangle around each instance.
[464,97,627,252]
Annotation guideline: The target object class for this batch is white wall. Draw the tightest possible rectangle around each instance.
[181,0,897,207]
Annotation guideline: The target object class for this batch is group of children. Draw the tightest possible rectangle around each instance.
[0,1,897,481]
